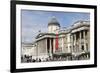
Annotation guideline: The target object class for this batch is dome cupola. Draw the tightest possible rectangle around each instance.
[48,16,60,33]
[48,17,60,27]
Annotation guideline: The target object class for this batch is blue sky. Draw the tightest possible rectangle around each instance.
[21,10,90,43]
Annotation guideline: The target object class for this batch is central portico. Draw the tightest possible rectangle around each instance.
[35,16,61,59]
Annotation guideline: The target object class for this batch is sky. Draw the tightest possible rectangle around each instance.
[21,10,90,43]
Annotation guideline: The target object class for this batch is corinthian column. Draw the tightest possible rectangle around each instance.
[62,38,64,52]
[74,34,76,53]
[79,31,82,52]
[49,39,52,57]
[83,30,86,51]
[53,39,55,53]
[45,39,47,55]
[71,35,74,53]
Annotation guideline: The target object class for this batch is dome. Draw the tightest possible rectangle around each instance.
[48,17,60,27]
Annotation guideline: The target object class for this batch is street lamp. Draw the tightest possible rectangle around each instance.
[35,43,38,61]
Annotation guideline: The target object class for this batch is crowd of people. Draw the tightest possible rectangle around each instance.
[21,55,72,63]
[21,53,90,63]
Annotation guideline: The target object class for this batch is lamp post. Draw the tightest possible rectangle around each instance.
[37,43,38,61]
[35,43,38,61]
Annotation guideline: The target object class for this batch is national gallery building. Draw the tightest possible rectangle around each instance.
[21,17,90,62]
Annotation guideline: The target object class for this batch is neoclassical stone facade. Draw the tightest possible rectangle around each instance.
[70,21,90,60]
[22,17,90,62]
